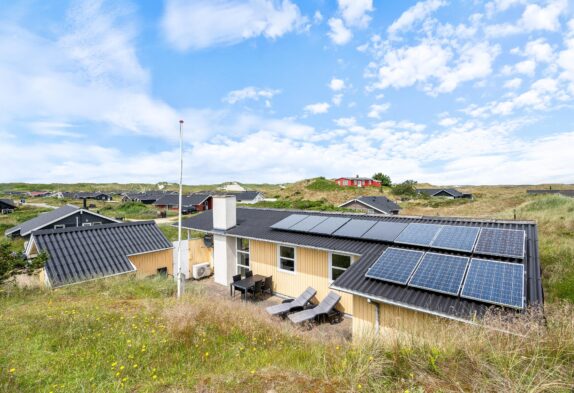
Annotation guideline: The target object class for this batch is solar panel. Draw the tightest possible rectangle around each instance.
[474,228,526,259]
[408,252,469,295]
[461,258,524,309]
[394,223,443,247]
[270,214,308,230]
[333,219,377,238]
[361,221,409,242]
[307,217,351,235]
[366,247,425,285]
[289,215,328,232]
[431,225,480,252]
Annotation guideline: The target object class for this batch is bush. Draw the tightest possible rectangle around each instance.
[306,177,341,191]
[373,173,392,186]
[392,180,418,197]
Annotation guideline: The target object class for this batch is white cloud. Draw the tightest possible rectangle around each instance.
[327,18,352,45]
[304,102,330,114]
[515,59,537,75]
[161,0,307,51]
[438,117,458,127]
[523,39,554,62]
[388,0,446,36]
[332,94,343,106]
[487,0,568,36]
[503,78,523,89]
[338,0,373,28]
[334,117,357,127]
[223,87,281,104]
[328,78,346,91]
[367,103,390,119]
[313,10,323,23]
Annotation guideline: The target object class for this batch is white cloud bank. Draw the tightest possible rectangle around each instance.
[161,0,307,51]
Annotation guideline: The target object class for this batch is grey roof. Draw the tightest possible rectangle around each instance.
[123,192,171,202]
[231,191,262,202]
[527,190,574,197]
[74,192,111,198]
[338,176,376,181]
[340,196,401,214]
[6,205,79,236]
[154,193,211,207]
[31,221,172,288]
[0,199,17,209]
[417,188,465,197]
[181,208,543,322]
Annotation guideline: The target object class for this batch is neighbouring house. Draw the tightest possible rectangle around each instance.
[181,196,542,339]
[4,204,119,239]
[27,191,51,197]
[75,192,113,201]
[339,196,401,215]
[26,221,173,288]
[335,176,381,188]
[220,182,246,192]
[230,191,265,204]
[122,192,174,204]
[154,194,212,212]
[417,188,473,199]
[0,199,17,214]
[527,190,574,198]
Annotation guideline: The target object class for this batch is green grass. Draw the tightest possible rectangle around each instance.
[0,206,52,252]
[98,202,158,220]
[252,199,347,211]
[305,178,342,191]
[0,277,573,392]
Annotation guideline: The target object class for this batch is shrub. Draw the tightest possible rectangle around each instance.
[392,180,418,197]
[373,173,392,186]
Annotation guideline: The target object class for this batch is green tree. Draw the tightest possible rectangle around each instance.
[391,180,418,197]
[0,241,47,283]
[372,173,392,186]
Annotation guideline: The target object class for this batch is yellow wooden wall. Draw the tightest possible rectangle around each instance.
[249,240,354,314]
[352,296,377,338]
[129,249,173,278]
[188,238,213,268]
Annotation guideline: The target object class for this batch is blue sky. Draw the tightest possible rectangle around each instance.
[1,0,573,185]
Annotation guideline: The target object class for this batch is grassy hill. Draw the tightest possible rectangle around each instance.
[1,277,572,392]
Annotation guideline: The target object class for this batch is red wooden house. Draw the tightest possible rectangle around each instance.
[335,176,381,188]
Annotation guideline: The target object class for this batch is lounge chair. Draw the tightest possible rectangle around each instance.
[265,287,317,317]
[288,292,341,325]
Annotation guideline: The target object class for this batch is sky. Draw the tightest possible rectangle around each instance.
[1,0,573,186]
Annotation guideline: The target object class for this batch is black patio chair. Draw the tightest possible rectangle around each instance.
[261,276,273,296]
[245,270,253,278]
[230,274,242,297]
[248,280,264,300]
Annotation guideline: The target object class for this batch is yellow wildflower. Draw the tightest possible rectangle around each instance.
[152,375,157,380]
[120,366,125,370]
[9,368,15,373]
[133,364,138,368]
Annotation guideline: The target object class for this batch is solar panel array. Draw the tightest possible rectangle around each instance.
[270,214,526,260]
[461,258,524,309]
[269,214,528,310]
[366,248,424,284]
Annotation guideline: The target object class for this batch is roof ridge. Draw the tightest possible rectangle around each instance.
[32,220,157,236]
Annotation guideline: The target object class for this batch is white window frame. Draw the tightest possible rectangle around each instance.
[54,224,66,229]
[329,252,355,282]
[277,245,296,274]
[236,237,250,275]
[82,223,92,227]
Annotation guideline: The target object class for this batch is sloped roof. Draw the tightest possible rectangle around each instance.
[181,208,542,322]
[31,221,172,288]
[418,188,465,197]
[6,205,79,236]
[231,191,263,201]
[0,199,17,209]
[340,196,401,214]
[5,205,119,237]
[153,194,211,207]
[74,192,111,198]
[337,176,377,181]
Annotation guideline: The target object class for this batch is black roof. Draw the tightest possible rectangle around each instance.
[181,208,543,322]
[418,188,465,197]
[340,196,401,214]
[154,194,211,207]
[230,191,262,201]
[123,192,173,202]
[74,192,111,198]
[0,199,17,208]
[31,221,172,288]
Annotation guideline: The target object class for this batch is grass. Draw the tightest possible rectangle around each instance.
[305,177,342,191]
[252,199,347,211]
[0,276,572,392]
[98,202,158,220]
[0,206,52,252]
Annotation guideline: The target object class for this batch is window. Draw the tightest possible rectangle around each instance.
[343,180,349,186]
[82,223,92,227]
[92,222,102,226]
[330,253,352,281]
[278,245,296,273]
[236,238,250,276]
[54,224,66,229]
[157,267,168,277]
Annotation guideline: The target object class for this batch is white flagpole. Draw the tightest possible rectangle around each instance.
[176,120,184,298]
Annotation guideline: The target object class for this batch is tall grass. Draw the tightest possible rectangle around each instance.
[1,276,573,392]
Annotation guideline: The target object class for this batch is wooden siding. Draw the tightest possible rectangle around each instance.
[129,249,173,278]
[249,240,353,314]
[188,238,213,268]
[352,296,377,338]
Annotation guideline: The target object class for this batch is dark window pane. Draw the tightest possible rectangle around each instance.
[237,238,249,251]
[280,246,295,259]
[332,268,345,281]
[280,258,295,272]
[238,252,250,267]
[332,254,351,269]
